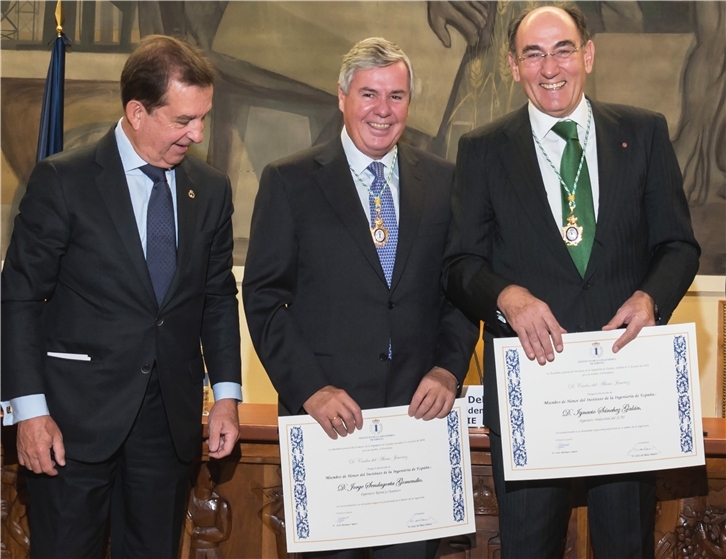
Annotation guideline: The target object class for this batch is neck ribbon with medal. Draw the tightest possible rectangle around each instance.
[531,100,592,247]
[349,146,398,248]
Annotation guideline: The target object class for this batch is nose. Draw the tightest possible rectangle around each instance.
[540,54,559,77]
[373,96,392,117]
[187,119,205,144]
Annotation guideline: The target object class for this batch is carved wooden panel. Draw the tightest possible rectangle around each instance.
[2,440,724,559]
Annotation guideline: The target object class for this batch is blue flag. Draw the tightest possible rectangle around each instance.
[36,33,70,162]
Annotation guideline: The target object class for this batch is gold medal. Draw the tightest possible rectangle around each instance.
[371,216,389,247]
[562,214,583,246]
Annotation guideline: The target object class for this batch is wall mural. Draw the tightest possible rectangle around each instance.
[1,1,724,274]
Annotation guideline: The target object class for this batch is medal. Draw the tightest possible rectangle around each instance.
[371,217,389,247]
[531,100,593,249]
[561,214,583,246]
[349,147,399,250]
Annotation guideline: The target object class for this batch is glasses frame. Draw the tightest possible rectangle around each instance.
[516,45,584,67]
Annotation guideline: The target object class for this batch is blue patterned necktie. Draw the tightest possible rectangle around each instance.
[367,161,398,287]
[140,164,176,306]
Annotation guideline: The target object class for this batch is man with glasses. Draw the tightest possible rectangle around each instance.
[444,6,699,558]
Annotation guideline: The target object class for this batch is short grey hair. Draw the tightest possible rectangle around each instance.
[339,37,414,100]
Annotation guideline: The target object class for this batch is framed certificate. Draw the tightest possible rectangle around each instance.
[278,400,476,552]
[494,324,705,480]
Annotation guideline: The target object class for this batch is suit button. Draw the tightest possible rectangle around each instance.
[156,317,164,326]
[583,283,590,290]
[141,364,151,374]
[379,353,388,361]
[387,301,394,309]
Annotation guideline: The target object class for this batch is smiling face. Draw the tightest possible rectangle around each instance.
[508,7,594,118]
[338,62,410,159]
[124,79,213,168]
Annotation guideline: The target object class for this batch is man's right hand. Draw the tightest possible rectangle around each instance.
[303,386,363,440]
[497,285,567,365]
[17,415,65,475]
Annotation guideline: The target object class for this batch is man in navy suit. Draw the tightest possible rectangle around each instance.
[443,6,699,558]
[2,36,242,558]
[243,37,478,558]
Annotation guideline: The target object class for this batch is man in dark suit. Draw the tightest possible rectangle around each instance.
[243,37,478,558]
[1,36,242,558]
[443,6,699,559]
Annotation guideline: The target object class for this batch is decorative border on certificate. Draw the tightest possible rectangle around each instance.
[289,426,310,539]
[674,335,694,453]
[446,411,465,522]
[494,324,705,481]
[504,349,528,467]
[278,402,476,552]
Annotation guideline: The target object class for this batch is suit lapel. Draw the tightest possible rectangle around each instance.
[500,106,577,275]
[389,144,424,292]
[313,139,387,285]
[94,128,158,307]
[161,159,198,306]
[585,101,629,280]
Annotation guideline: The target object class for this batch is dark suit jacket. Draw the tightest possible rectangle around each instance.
[242,137,478,415]
[1,127,241,462]
[443,100,700,433]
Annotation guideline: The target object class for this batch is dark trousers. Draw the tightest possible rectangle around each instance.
[26,369,192,559]
[490,431,655,559]
[304,539,440,559]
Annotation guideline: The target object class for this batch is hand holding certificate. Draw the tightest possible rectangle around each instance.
[278,400,476,553]
[494,324,704,480]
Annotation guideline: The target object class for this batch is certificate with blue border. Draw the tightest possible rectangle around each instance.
[494,323,705,481]
[278,400,476,552]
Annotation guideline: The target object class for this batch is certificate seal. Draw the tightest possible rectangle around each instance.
[370,419,383,434]
[589,342,604,358]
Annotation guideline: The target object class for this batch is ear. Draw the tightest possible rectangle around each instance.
[337,84,347,113]
[584,40,595,74]
[124,100,147,131]
[508,52,521,83]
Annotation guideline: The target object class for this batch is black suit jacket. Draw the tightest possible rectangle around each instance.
[242,138,478,415]
[443,101,700,433]
[1,127,241,462]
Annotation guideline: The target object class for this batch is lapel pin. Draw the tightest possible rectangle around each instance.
[188,190,195,199]
[621,142,628,148]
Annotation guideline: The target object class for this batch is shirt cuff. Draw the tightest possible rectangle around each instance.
[212,382,242,402]
[2,394,50,426]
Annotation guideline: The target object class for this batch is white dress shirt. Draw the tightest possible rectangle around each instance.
[341,127,400,224]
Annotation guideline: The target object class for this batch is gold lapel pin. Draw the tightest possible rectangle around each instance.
[188,190,195,199]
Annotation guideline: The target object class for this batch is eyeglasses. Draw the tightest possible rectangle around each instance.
[517,46,582,68]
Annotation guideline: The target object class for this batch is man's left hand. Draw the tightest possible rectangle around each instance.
[207,398,240,459]
[602,290,656,353]
[408,367,458,420]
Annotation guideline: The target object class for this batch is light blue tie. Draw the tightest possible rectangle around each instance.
[367,161,398,287]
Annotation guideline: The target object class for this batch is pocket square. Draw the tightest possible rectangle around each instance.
[46,352,91,361]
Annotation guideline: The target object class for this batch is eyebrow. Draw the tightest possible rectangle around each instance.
[359,87,409,96]
[521,39,577,53]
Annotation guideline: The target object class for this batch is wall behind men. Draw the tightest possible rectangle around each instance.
[1,1,724,414]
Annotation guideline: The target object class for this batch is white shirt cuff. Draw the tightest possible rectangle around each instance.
[212,382,242,402]
[1,394,50,426]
